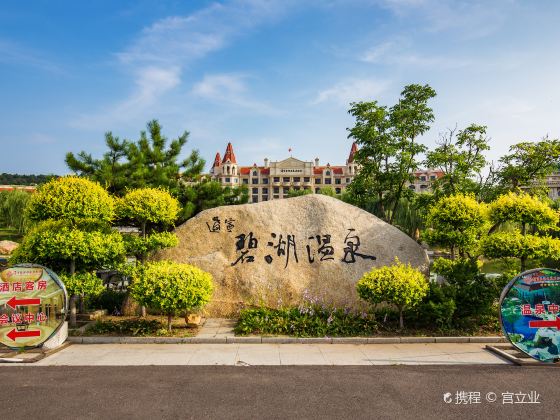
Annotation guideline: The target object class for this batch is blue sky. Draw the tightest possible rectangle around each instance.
[1,0,560,174]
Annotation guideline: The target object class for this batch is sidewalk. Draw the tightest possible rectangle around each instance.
[17,342,509,366]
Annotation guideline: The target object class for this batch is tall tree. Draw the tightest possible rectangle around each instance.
[347,84,436,224]
[65,120,205,196]
[425,124,490,197]
[497,138,560,193]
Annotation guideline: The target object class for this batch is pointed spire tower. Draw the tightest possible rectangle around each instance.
[210,152,222,175]
[222,142,238,178]
[346,142,359,175]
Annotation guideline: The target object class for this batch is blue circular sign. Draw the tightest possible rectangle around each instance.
[499,268,560,363]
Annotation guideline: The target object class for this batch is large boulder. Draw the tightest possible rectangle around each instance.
[157,195,428,316]
[0,240,19,255]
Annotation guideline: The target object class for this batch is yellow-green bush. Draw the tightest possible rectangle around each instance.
[357,259,428,328]
[129,261,213,331]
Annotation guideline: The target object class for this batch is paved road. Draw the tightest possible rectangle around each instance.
[1,365,555,419]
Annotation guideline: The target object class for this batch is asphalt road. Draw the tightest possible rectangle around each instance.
[1,365,556,419]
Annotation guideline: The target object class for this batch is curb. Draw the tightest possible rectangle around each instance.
[67,335,506,345]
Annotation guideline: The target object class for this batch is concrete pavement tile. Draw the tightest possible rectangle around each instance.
[400,337,436,343]
[236,344,281,365]
[317,344,371,365]
[278,344,328,365]
[187,344,239,365]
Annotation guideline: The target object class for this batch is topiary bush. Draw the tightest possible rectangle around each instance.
[357,258,428,328]
[129,261,213,331]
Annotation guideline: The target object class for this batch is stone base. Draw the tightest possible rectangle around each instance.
[42,322,68,351]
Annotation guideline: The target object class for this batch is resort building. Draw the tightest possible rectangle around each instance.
[210,142,444,203]
[210,142,360,203]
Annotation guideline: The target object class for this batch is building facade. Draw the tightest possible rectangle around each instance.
[210,142,444,203]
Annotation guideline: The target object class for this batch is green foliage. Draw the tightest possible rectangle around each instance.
[481,232,560,261]
[487,191,559,230]
[58,272,105,299]
[88,289,127,313]
[129,261,213,330]
[286,188,313,198]
[404,282,456,330]
[11,220,126,273]
[84,318,166,336]
[26,176,115,224]
[178,180,248,220]
[357,259,428,327]
[498,138,560,191]
[0,173,55,185]
[117,187,180,231]
[66,120,205,196]
[0,190,30,233]
[123,232,179,259]
[424,194,487,256]
[235,306,377,337]
[432,257,499,322]
[483,192,560,270]
[425,124,490,197]
[348,83,436,224]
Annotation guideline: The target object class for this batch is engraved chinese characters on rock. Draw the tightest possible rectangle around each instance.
[206,217,236,233]
[229,228,375,268]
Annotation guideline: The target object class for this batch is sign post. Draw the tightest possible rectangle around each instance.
[499,268,560,363]
[0,264,67,349]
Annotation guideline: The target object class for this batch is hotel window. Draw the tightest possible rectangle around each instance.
[273,187,280,194]
[273,195,279,199]
[420,176,427,181]
[315,178,321,184]
[430,175,436,180]
[294,177,300,182]
[409,185,416,190]
[326,171,331,176]
[283,187,289,194]
[252,195,259,202]
[253,171,258,176]
[252,187,258,194]
[252,178,259,184]
[242,178,248,184]
[262,188,269,194]
[325,178,332,185]
[225,178,230,183]
[346,178,350,183]
[335,188,341,194]
[262,195,268,201]
[273,177,280,182]
[283,177,290,183]
[420,185,428,189]
[262,178,269,184]
[335,178,341,184]
[304,177,310,183]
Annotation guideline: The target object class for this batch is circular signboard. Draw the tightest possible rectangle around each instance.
[499,268,560,363]
[0,264,67,349]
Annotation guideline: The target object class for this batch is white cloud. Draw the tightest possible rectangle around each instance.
[192,73,281,115]
[73,0,294,128]
[312,78,390,106]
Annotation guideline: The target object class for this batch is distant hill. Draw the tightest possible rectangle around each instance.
[0,173,57,185]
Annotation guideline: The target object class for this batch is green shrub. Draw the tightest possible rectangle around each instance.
[85,319,164,336]
[404,282,456,330]
[357,259,428,328]
[235,305,377,337]
[432,257,499,326]
[129,261,213,331]
[89,289,127,313]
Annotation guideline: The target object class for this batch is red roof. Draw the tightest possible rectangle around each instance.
[313,166,345,175]
[347,142,358,163]
[212,152,221,168]
[222,142,237,164]
[239,166,269,175]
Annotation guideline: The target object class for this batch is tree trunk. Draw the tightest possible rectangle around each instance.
[79,294,85,313]
[167,314,173,332]
[69,295,78,328]
[141,306,147,317]
[70,259,76,276]
[399,307,404,329]
[121,294,140,316]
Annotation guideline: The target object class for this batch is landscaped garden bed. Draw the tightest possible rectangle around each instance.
[70,316,199,338]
